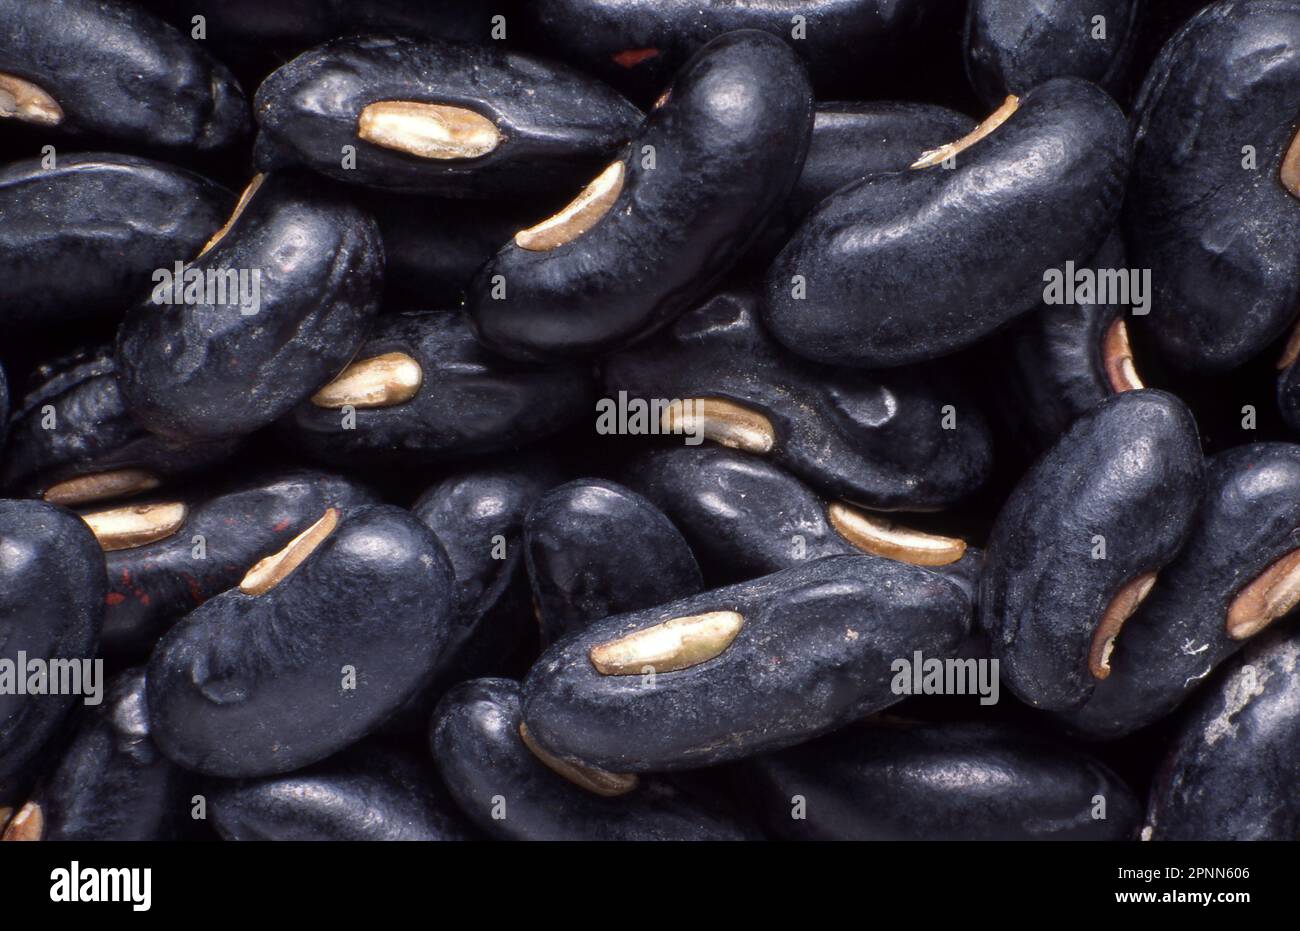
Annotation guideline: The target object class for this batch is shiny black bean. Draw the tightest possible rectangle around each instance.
[209,745,476,842]
[0,154,231,331]
[0,0,248,152]
[1125,0,1300,373]
[521,554,970,771]
[116,171,384,441]
[254,35,640,197]
[763,78,1130,368]
[996,232,1142,452]
[965,0,1140,107]
[467,30,814,361]
[747,719,1140,841]
[748,101,976,264]
[602,288,994,511]
[281,310,593,468]
[1144,625,1300,841]
[91,470,378,658]
[521,0,934,100]
[430,678,756,841]
[980,390,1204,712]
[0,499,106,805]
[525,479,702,646]
[31,669,187,841]
[1063,443,1300,738]
[2,346,240,504]
[623,444,983,593]
[147,505,454,777]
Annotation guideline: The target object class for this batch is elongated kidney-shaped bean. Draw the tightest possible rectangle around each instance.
[147,505,453,777]
[254,35,641,197]
[521,554,970,771]
[603,288,993,511]
[763,78,1130,368]
[0,0,248,151]
[748,720,1140,841]
[1063,443,1300,737]
[1125,0,1300,373]
[980,390,1204,712]
[116,171,384,441]
[468,30,814,360]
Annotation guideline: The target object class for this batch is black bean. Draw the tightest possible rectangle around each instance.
[623,445,982,594]
[965,0,1140,107]
[1125,0,1300,373]
[524,479,702,646]
[747,101,977,265]
[0,154,232,331]
[0,0,248,152]
[996,232,1142,452]
[747,719,1141,841]
[30,669,187,841]
[0,499,106,805]
[763,78,1131,368]
[281,310,593,468]
[980,390,1204,712]
[467,30,814,361]
[91,470,379,658]
[1063,443,1300,738]
[603,288,994,511]
[254,35,640,197]
[430,678,757,841]
[147,505,454,777]
[209,745,477,842]
[2,346,240,504]
[1144,625,1300,841]
[521,0,934,100]
[115,171,384,441]
[521,554,970,771]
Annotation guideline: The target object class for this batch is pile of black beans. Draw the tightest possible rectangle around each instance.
[1,0,1297,843]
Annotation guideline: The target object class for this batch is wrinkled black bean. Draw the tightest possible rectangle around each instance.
[147,505,453,777]
[525,479,702,645]
[2,346,240,502]
[763,78,1131,368]
[281,310,594,468]
[0,499,106,804]
[603,288,994,511]
[467,30,814,361]
[1063,443,1300,738]
[747,719,1140,841]
[980,390,1204,712]
[95,470,379,658]
[430,678,756,841]
[0,0,248,152]
[623,444,984,599]
[521,0,934,99]
[34,669,187,841]
[522,554,970,771]
[996,232,1138,452]
[254,35,641,197]
[209,745,476,841]
[1125,0,1300,373]
[965,0,1140,107]
[0,154,232,331]
[1144,625,1300,841]
[116,171,384,441]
